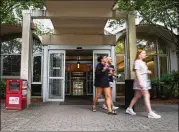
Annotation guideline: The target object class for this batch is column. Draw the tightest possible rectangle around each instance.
[125,13,137,109]
[20,12,32,106]
[111,45,116,102]
[126,13,137,79]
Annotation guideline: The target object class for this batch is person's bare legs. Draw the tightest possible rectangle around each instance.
[93,87,103,107]
[104,87,112,112]
[141,90,152,112]
[129,90,142,109]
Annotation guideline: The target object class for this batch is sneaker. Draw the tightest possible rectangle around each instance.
[112,106,119,110]
[92,106,96,112]
[148,111,161,119]
[125,107,136,115]
[102,104,108,110]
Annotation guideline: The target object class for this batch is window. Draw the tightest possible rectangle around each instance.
[33,56,42,82]
[1,38,21,54]
[32,38,43,97]
[2,55,21,76]
[137,38,168,78]
[116,56,125,82]
[33,39,42,54]
[1,37,43,97]
[159,56,168,76]
[145,55,158,79]
[115,38,126,83]
[116,84,125,97]
[115,39,125,54]
[158,39,167,54]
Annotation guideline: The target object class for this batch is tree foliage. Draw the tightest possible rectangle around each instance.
[0,0,44,24]
[115,0,179,51]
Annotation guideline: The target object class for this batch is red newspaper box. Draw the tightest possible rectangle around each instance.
[5,79,28,110]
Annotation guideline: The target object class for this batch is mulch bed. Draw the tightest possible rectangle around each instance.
[151,99,179,104]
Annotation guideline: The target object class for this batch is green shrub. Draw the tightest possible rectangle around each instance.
[151,70,179,99]
[1,79,6,98]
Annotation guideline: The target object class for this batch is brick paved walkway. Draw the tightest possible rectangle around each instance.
[1,102,178,131]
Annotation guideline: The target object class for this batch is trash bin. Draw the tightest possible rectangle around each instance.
[5,79,28,110]
[125,79,135,109]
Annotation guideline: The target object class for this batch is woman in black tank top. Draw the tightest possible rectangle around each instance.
[92,56,117,115]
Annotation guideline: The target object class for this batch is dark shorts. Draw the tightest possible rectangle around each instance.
[94,79,110,88]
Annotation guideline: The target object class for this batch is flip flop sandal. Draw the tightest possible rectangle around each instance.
[107,110,117,115]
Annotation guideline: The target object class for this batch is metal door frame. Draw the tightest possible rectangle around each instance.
[47,50,66,102]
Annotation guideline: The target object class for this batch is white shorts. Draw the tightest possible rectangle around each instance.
[109,82,113,88]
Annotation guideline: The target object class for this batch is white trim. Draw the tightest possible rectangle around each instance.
[0,54,21,55]
[111,45,116,102]
[32,82,41,84]
[116,82,125,84]
[42,46,48,102]
[47,99,64,102]
[31,96,42,98]
[1,76,20,78]
[47,50,66,102]
[48,45,112,50]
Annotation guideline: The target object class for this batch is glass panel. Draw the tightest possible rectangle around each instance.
[3,55,21,76]
[33,56,41,82]
[72,81,84,96]
[144,55,158,79]
[160,56,167,76]
[116,56,125,82]
[115,39,125,54]
[158,40,167,54]
[9,82,20,91]
[145,41,156,55]
[33,39,42,54]
[87,71,93,94]
[137,39,156,55]
[49,53,64,77]
[49,79,63,99]
[31,84,41,96]
[1,38,21,54]
[116,84,125,96]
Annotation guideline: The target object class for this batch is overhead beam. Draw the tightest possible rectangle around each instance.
[52,18,106,28]
[54,27,104,35]
[30,10,127,19]
[41,34,115,45]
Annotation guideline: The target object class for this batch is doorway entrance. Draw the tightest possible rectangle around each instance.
[43,45,113,103]
[65,50,93,104]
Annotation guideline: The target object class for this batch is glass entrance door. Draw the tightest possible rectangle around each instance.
[47,50,65,101]
[93,50,110,101]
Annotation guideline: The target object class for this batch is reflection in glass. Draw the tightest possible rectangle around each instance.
[116,56,125,82]
[158,40,167,54]
[136,39,156,55]
[144,55,158,79]
[33,56,41,82]
[160,56,167,76]
[3,55,21,76]
[49,53,64,77]
[115,39,125,54]
[1,38,22,54]
[49,79,63,99]
[33,39,42,54]
[116,84,125,96]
